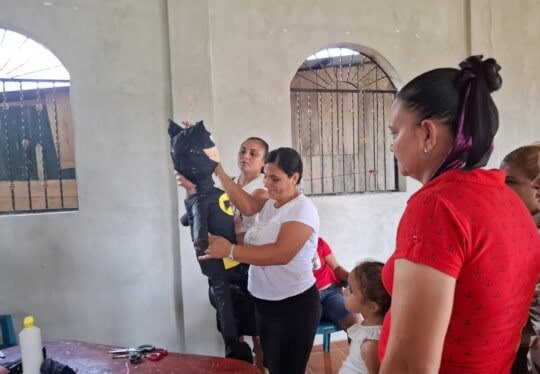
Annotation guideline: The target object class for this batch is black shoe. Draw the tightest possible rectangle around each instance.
[225,341,254,364]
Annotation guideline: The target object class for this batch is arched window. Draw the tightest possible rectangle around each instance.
[291,47,402,195]
[0,27,77,214]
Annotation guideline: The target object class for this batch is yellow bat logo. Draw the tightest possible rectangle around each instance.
[218,192,234,216]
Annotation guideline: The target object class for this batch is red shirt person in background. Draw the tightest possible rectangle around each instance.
[313,237,361,331]
[379,56,540,374]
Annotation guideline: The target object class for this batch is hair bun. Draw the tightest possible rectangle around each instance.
[482,58,502,92]
[457,55,502,93]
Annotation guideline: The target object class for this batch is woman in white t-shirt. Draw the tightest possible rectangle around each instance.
[214,137,269,368]
[206,147,322,374]
[216,137,269,245]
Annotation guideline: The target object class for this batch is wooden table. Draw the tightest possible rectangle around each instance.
[0,340,260,373]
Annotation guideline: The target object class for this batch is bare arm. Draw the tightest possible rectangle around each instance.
[325,253,349,282]
[214,163,268,216]
[379,259,455,374]
[361,340,381,374]
[201,221,313,266]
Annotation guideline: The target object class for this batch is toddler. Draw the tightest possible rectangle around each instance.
[339,261,391,374]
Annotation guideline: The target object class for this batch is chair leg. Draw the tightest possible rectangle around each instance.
[323,333,330,352]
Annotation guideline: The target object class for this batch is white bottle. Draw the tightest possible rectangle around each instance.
[19,316,43,374]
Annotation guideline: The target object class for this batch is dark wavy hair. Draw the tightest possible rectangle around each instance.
[351,261,391,318]
[265,147,303,185]
[396,55,502,178]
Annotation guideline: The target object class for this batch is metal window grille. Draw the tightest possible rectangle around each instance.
[0,78,78,214]
[291,49,402,195]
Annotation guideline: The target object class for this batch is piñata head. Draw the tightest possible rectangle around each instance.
[168,119,217,191]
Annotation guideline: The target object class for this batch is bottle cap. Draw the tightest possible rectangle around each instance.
[23,316,34,328]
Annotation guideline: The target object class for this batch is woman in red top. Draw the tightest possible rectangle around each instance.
[379,56,540,373]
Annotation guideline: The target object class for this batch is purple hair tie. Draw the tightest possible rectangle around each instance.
[430,63,477,180]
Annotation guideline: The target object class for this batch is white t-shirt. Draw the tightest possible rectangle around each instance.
[233,174,266,234]
[339,323,382,374]
[245,194,319,300]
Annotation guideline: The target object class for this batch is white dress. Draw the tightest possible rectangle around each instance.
[339,324,382,374]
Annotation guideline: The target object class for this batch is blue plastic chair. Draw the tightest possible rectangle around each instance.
[316,318,340,352]
[0,315,17,349]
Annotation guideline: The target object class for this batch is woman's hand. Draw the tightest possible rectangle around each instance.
[214,162,225,178]
[174,171,182,186]
[204,146,221,163]
[198,234,231,260]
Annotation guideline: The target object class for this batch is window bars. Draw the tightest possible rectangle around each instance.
[0,78,77,214]
[291,49,401,195]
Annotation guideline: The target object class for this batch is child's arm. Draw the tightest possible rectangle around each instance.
[361,339,380,374]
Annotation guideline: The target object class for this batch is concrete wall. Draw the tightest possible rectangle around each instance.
[0,0,184,351]
[1,0,539,357]
[167,0,224,355]
[168,0,467,350]
[470,0,540,163]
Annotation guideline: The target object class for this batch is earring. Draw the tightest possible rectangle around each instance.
[423,148,428,154]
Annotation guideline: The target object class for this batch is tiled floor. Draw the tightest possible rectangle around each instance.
[306,340,349,374]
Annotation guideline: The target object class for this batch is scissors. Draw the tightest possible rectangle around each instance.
[109,344,167,363]
[109,344,155,363]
